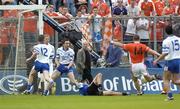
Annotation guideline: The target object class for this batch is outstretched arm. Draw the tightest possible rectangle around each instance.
[111,41,123,48]
[147,48,160,57]
[26,52,37,63]
[153,53,168,65]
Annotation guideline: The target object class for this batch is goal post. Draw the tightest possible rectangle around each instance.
[0,4,46,94]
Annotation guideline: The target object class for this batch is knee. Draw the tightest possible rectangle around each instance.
[29,72,35,77]
[97,73,102,77]
[172,80,180,85]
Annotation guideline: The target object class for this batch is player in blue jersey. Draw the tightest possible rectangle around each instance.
[78,73,130,96]
[154,25,180,101]
[24,35,54,94]
[44,38,79,95]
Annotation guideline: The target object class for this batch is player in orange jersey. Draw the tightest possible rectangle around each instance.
[111,35,161,95]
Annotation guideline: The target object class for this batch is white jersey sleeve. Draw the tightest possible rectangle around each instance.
[162,39,170,54]
[48,44,55,59]
[33,45,40,55]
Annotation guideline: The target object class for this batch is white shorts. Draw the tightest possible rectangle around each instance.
[131,63,148,77]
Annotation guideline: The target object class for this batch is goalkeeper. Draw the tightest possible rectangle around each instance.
[77,73,130,96]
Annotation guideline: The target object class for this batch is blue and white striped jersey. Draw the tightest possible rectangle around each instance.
[56,47,74,64]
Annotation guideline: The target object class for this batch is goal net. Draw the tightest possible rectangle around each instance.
[0,4,46,94]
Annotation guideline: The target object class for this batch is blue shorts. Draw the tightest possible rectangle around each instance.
[57,64,73,75]
[167,59,180,73]
[34,61,49,73]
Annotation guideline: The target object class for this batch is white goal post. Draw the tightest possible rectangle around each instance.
[0,2,47,94]
[0,4,47,35]
[0,5,46,10]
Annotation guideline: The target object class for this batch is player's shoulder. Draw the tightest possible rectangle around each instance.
[56,47,63,52]
[162,37,170,43]
[34,43,44,48]
[48,43,54,48]
[163,35,179,43]
[68,48,74,52]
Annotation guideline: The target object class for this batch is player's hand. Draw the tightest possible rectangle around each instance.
[110,40,114,44]
[26,58,31,63]
[106,63,112,67]
[153,60,158,66]
[65,66,70,70]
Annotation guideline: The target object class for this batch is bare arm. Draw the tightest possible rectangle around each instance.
[153,53,168,65]
[111,41,123,48]
[55,58,60,67]
[68,61,74,68]
[147,48,160,57]
[26,52,37,63]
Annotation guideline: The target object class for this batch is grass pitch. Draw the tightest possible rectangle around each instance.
[0,94,180,109]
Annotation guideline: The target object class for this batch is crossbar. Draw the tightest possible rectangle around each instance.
[0,5,47,10]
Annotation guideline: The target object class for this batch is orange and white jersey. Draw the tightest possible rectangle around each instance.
[122,43,150,64]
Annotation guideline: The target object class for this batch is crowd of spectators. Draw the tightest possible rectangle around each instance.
[0,0,180,67]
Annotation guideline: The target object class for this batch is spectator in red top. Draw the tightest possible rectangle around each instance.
[127,0,140,5]
[150,19,165,42]
[141,0,155,16]
[113,20,122,41]
[57,6,73,23]
[163,2,175,15]
[91,0,110,17]
[98,0,110,17]
[175,2,180,15]
[2,1,18,67]
[44,5,59,38]
[168,0,179,9]
[154,0,165,16]
[78,5,89,16]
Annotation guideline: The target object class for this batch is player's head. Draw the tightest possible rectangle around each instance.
[38,35,44,43]
[165,25,173,35]
[82,40,89,49]
[173,23,180,37]
[44,34,50,44]
[62,38,70,49]
[133,35,140,42]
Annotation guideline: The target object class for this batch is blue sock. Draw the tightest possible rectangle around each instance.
[43,90,49,96]
[167,92,173,98]
[27,84,32,90]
